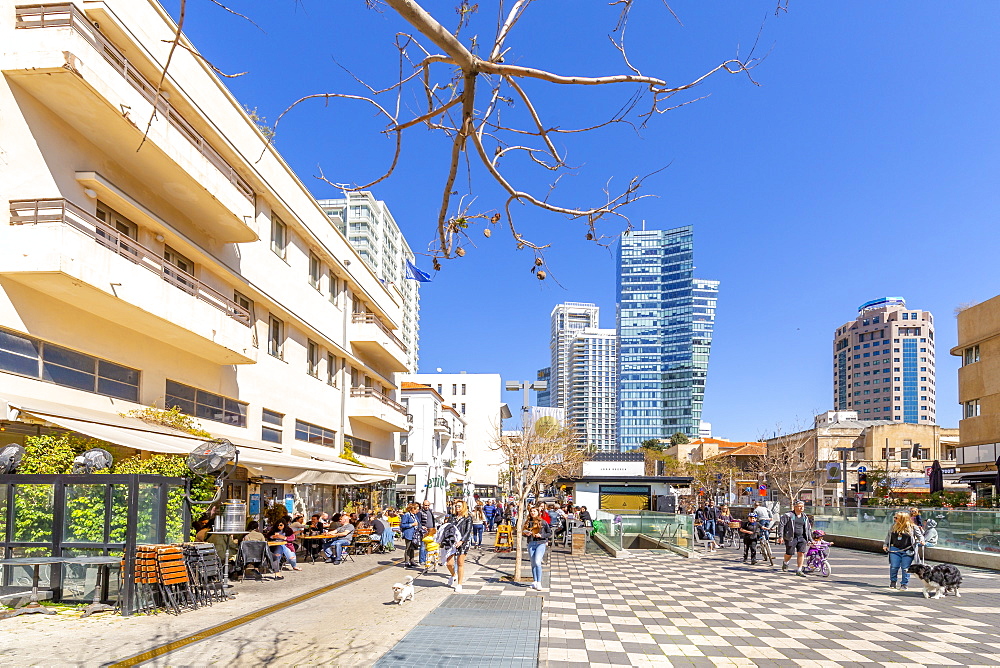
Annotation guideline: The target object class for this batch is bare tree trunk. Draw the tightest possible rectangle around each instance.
[513,499,525,582]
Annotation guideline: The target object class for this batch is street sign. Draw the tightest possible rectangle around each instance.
[857,465,868,473]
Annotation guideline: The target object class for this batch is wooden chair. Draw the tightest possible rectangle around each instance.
[351,526,376,555]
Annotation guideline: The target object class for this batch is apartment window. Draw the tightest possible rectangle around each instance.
[461,403,467,415]
[329,276,342,307]
[0,327,139,401]
[461,384,466,396]
[307,340,320,377]
[95,202,138,253]
[964,400,981,419]
[345,435,371,457]
[262,408,283,443]
[452,384,458,395]
[268,316,284,359]
[900,448,910,468]
[271,215,287,258]
[309,252,322,290]
[166,380,247,427]
[163,246,196,291]
[881,448,896,460]
[437,384,443,394]
[295,419,336,447]
[327,353,338,387]
[964,345,980,366]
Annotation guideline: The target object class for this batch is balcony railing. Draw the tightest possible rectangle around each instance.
[14,3,255,203]
[434,417,452,434]
[352,312,407,352]
[349,386,406,414]
[9,199,251,326]
[399,452,414,462]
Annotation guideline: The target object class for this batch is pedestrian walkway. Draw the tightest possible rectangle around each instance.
[375,546,548,666]
[541,547,1000,667]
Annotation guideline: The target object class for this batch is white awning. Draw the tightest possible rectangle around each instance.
[2,394,391,485]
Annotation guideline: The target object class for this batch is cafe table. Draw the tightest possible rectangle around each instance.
[61,556,121,617]
[299,534,336,563]
[0,557,64,617]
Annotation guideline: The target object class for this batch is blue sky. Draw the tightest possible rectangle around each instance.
[167,1,1000,439]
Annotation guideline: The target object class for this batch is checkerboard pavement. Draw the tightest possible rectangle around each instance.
[533,546,1000,667]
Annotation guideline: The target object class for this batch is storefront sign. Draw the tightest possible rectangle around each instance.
[249,493,260,516]
[284,493,294,513]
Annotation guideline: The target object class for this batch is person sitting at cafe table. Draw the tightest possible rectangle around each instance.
[244,520,267,542]
[324,513,355,564]
[266,520,302,571]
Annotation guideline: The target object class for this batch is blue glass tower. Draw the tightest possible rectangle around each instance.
[616,226,719,451]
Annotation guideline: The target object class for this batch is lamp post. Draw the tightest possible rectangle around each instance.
[505,380,548,418]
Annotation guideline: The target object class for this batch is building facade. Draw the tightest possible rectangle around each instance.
[398,382,466,511]
[548,302,599,410]
[567,327,618,450]
[951,294,1000,496]
[833,297,937,423]
[0,0,406,510]
[765,412,957,506]
[534,366,551,407]
[616,226,719,450]
[318,192,420,372]
[404,372,503,490]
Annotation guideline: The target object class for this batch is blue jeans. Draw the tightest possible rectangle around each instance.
[889,549,913,585]
[473,524,485,545]
[325,538,351,560]
[704,520,717,540]
[271,544,296,568]
[527,540,546,584]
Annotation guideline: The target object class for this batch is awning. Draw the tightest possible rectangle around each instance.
[2,393,391,484]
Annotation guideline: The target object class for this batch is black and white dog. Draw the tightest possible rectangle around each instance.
[907,563,963,599]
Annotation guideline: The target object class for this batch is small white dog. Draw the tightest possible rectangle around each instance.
[392,575,415,604]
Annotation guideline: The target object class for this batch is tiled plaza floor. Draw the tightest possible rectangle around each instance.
[540,546,1000,667]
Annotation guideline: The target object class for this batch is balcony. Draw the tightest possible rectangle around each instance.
[7,4,256,242]
[348,387,408,432]
[4,199,255,365]
[350,312,409,372]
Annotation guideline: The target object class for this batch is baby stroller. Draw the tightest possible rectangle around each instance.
[803,530,832,577]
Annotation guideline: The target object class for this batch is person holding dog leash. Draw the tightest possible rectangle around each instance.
[883,510,925,590]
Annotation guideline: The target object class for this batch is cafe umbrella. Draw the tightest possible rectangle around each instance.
[929,460,945,495]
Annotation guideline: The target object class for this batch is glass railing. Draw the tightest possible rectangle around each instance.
[593,510,694,550]
[811,507,1000,555]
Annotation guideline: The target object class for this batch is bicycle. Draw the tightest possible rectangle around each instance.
[724,522,740,548]
[802,540,832,577]
[757,532,774,567]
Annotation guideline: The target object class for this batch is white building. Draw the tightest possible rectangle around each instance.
[549,302,600,410]
[0,0,405,512]
[318,192,420,372]
[398,382,466,511]
[405,372,503,492]
[567,327,618,450]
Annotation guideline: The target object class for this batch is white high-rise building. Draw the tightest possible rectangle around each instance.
[549,303,600,409]
[398,382,467,511]
[568,327,618,450]
[833,297,937,424]
[547,303,617,450]
[318,192,420,372]
[404,372,503,492]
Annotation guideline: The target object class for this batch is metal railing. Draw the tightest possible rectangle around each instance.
[433,417,452,433]
[351,312,407,353]
[14,4,255,203]
[349,386,406,414]
[9,199,251,326]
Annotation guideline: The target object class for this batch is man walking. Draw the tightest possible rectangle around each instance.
[704,501,719,543]
[483,500,497,531]
[778,500,812,576]
[417,499,437,567]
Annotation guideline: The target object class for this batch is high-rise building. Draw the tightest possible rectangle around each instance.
[549,302,599,409]
[535,367,551,407]
[547,303,617,450]
[568,327,619,450]
[833,298,936,423]
[616,226,719,451]
[318,192,420,371]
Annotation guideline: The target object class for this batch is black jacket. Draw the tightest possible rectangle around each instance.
[418,508,436,530]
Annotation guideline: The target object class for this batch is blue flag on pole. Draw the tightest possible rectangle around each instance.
[405,259,432,282]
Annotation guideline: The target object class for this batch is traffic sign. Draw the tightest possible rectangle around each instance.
[857,465,867,473]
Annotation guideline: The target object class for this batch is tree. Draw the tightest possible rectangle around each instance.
[670,432,690,447]
[492,422,588,582]
[640,438,665,452]
[753,429,816,506]
[168,0,785,273]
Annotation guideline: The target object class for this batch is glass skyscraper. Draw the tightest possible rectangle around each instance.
[616,226,719,451]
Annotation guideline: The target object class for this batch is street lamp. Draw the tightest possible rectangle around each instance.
[505,379,547,416]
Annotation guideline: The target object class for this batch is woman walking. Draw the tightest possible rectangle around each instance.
[883,511,924,590]
[400,502,420,568]
[445,500,474,592]
[522,506,551,591]
[472,504,487,547]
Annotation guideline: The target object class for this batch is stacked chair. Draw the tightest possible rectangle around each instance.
[182,542,227,606]
[130,543,220,615]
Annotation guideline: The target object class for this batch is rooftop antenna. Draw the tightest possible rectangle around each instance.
[641,219,646,231]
